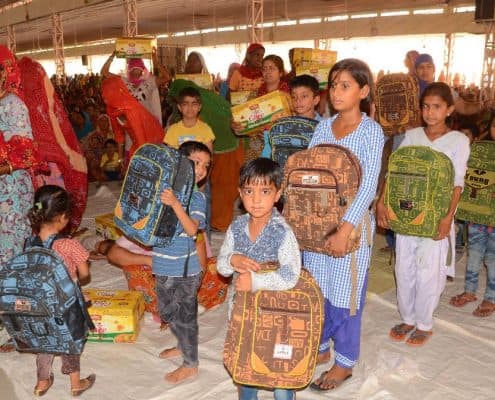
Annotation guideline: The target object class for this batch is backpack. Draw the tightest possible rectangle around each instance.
[385,145,454,237]
[223,263,323,389]
[0,236,94,354]
[267,116,319,170]
[114,144,195,247]
[375,73,421,137]
[282,144,363,255]
[456,140,495,226]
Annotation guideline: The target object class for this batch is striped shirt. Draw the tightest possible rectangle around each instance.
[303,113,385,309]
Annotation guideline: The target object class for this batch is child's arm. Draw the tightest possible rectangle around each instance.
[436,186,462,240]
[77,261,90,283]
[160,188,199,236]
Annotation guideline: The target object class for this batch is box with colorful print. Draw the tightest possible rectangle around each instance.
[115,37,157,59]
[295,66,332,90]
[230,90,257,106]
[175,73,213,90]
[291,48,337,69]
[95,212,122,240]
[231,90,293,136]
[84,289,145,343]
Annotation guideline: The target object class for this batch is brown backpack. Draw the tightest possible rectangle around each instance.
[375,73,421,137]
[223,263,324,389]
[282,144,363,255]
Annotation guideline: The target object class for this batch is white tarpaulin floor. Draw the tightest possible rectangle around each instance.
[1,182,494,400]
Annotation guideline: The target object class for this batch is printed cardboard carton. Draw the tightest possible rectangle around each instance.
[95,213,122,240]
[115,37,157,59]
[292,48,337,69]
[175,73,214,90]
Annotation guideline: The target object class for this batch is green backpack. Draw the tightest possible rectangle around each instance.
[456,141,495,226]
[385,146,454,238]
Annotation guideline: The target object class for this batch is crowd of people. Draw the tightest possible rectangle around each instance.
[0,38,494,399]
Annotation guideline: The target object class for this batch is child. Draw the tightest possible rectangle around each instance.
[260,74,321,158]
[146,141,211,384]
[99,138,121,181]
[217,158,301,400]
[377,82,470,345]
[164,86,215,152]
[450,114,495,317]
[306,59,384,391]
[27,185,95,397]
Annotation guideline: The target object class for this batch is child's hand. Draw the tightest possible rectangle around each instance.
[160,188,178,207]
[326,222,354,257]
[235,272,252,292]
[230,254,260,273]
[435,215,453,241]
[231,120,244,134]
[375,200,390,229]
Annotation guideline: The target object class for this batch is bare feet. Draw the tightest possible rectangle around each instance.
[164,366,198,384]
[310,364,352,391]
[159,347,182,359]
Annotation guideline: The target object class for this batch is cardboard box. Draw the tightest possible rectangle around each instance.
[95,213,122,240]
[175,73,213,90]
[295,66,332,90]
[231,90,293,136]
[115,37,157,59]
[292,48,337,69]
[84,289,145,343]
[230,90,256,106]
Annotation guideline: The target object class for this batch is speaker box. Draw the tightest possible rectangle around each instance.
[81,54,88,66]
[475,0,495,22]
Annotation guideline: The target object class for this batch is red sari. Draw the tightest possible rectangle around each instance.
[18,57,88,230]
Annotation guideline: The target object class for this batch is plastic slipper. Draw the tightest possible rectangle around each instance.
[34,373,54,397]
[389,323,415,341]
[450,292,477,307]
[0,338,16,353]
[309,371,352,391]
[472,301,495,317]
[405,330,432,347]
[71,374,96,397]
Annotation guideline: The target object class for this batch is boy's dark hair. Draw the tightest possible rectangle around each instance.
[28,185,72,233]
[177,86,202,104]
[290,74,320,96]
[104,138,118,147]
[178,140,212,159]
[328,58,374,115]
[239,158,282,190]
[458,121,480,139]
[420,82,455,126]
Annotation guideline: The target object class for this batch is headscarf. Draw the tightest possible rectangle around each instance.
[127,58,149,86]
[415,53,435,95]
[239,43,265,80]
[18,56,88,230]
[185,51,209,74]
[102,76,163,158]
[0,45,20,95]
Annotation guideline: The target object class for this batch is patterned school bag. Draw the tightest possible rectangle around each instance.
[0,236,94,354]
[223,262,323,389]
[268,116,319,169]
[114,144,195,247]
[385,146,454,237]
[282,144,363,255]
[456,140,495,226]
[375,73,421,137]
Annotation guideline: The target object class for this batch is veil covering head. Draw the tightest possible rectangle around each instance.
[127,58,149,85]
[0,45,20,95]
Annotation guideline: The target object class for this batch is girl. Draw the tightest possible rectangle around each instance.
[377,82,470,345]
[28,185,95,397]
[450,114,495,317]
[305,59,384,391]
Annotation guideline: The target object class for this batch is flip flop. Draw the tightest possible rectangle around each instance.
[405,330,432,347]
[472,301,495,317]
[309,370,352,391]
[450,292,477,307]
[389,323,415,341]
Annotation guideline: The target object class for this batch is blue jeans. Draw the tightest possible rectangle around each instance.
[465,223,495,302]
[238,386,294,400]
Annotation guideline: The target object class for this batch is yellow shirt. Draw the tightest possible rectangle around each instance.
[164,120,215,149]
[100,153,120,171]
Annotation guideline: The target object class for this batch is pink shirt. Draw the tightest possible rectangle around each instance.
[52,238,89,281]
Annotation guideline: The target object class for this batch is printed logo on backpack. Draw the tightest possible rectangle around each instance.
[282,144,363,255]
[223,262,323,389]
[385,145,454,237]
[114,144,195,247]
[267,116,318,169]
[0,236,94,354]
[456,140,495,226]
[375,73,421,137]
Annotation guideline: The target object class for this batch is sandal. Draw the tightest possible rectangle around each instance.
[310,370,352,391]
[450,292,477,307]
[34,373,54,397]
[405,329,432,347]
[389,323,415,341]
[71,374,96,397]
[472,300,495,317]
[0,338,16,353]
[316,350,331,365]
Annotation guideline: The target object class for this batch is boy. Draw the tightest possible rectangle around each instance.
[144,141,211,384]
[164,86,215,152]
[261,74,321,158]
[217,158,301,400]
[99,138,121,181]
